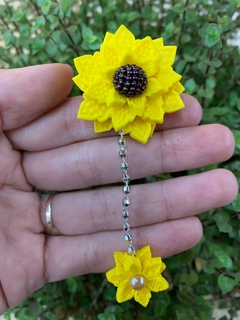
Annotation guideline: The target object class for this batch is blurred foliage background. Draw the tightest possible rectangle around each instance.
[1,0,240,319]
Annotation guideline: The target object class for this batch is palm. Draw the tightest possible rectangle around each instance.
[0,64,237,314]
[0,134,44,309]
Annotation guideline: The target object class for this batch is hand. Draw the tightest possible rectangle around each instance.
[0,64,237,314]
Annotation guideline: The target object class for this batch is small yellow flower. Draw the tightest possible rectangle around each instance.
[106,246,169,307]
[73,25,184,144]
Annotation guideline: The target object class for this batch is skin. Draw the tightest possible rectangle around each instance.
[0,63,238,314]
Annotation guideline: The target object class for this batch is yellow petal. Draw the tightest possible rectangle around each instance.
[136,246,152,264]
[72,75,88,92]
[152,38,164,52]
[146,275,169,292]
[119,46,138,66]
[144,77,162,97]
[100,66,117,85]
[101,44,119,68]
[124,255,142,274]
[134,286,151,307]
[128,95,146,117]
[107,88,126,109]
[158,46,177,66]
[140,58,159,78]
[134,36,156,62]
[127,118,152,144]
[78,99,109,122]
[174,82,185,94]
[163,90,184,113]
[84,78,112,104]
[111,104,135,131]
[155,66,182,93]
[94,119,112,133]
[143,258,162,277]
[74,52,102,87]
[112,25,135,50]
[150,123,156,138]
[116,284,135,303]
[106,267,130,287]
[160,262,167,273]
[114,251,129,270]
[142,95,164,123]
[102,31,114,45]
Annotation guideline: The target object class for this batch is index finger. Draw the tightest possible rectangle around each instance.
[0,64,73,131]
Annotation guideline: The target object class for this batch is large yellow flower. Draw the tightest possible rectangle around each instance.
[73,25,184,144]
[106,246,169,307]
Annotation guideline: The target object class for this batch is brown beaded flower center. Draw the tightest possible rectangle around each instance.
[113,64,147,97]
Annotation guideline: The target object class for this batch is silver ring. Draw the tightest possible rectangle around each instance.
[45,194,61,236]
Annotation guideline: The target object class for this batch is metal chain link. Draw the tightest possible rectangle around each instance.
[118,130,136,256]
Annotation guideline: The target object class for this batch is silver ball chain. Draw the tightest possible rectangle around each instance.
[118,130,136,256]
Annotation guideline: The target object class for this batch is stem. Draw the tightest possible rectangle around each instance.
[27,297,50,320]
[136,0,144,36]
[157,0,165,35]
[98,0,107,33]
[177,0,189,47]
[201,49,214,108]
[89,278,107,308]
[58,19,80,55]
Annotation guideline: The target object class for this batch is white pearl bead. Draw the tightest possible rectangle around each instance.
[129,275,145,290]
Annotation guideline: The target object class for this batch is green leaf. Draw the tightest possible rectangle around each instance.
[206,24,220,37]
[234,272,240,285]
[67,26,78,33]
[181,34,191,44]
[198,61,208,74]
[198,88,214,99]
[32,16,46,32]
[172,3,185,13]
[218,274,235,294]
[213,211,229,224]
[184,78,196,93]
[41,0,51,14]
[229,0,240,5]
[98,314,116,320]
[165,22,175,35]
[179,249,195,263]
[205,34,220,47]
[142,6,157,20]
[205,59,222,68]
[217,254,233,269]
[82,26,93,41]
[127,11,140,22]
[183,54,196,62]
[11,12,24,22]
[232,193,240,211]
[206,77,216,88]
[60,31,72,46]
[32,37,45,54]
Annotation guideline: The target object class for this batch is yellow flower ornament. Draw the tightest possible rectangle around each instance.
[73,25,184,144]
[73,25,184,307]
[106,246,169,307]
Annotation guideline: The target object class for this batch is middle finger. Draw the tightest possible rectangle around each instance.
[23,124,234,190]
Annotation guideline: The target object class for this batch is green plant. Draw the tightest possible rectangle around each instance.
[1,0,240,319]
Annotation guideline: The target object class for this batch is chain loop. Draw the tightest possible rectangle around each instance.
[118,131,136,256]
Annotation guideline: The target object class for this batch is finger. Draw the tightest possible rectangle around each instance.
[0,133,31,190]
[40,169,237,235]
[44,216,202,282]
[0,64,73,131]
[6,94,202,151]
[23,124,235,190]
